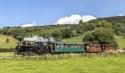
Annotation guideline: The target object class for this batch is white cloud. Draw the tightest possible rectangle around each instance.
[55,15,96,24]
[21,21,37,27]
[118,14,125,16]
[81,15,96,22]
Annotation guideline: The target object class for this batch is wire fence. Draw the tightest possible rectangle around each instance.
[0,52,125,60]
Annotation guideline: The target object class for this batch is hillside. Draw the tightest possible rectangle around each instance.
[98,16,125,23]
[90,16,125,36]
[115,36,125,49]
[62,36,83,43]
[1,16,125,38]
[0,35,18,49]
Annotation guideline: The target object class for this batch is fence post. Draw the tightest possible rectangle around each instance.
[36,55,39,60]
[19,55,21,60]
[5,54,7,60]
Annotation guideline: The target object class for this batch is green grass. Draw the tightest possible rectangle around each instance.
[0,55,125,73]
[115,35,125,49]
[0,52,14,56]
[0,35,18,49]
[63,35,125,49]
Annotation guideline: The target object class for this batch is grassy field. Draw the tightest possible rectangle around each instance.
[115,35,125,49]
[63,35,125,49]
[63,36,83,43]
[0,35,18,49]
[0,55,125,73]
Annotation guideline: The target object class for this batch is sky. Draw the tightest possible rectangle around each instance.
[0,0,125,27]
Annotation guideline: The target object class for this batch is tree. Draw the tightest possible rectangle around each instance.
[62,28,73,38]
[17,36,23,44]
[52,29,62,41]
[39,30,52,38]
[96,20,112,29]
[83,28,117,47]
[79,20,83,24]
[6,38,9,43]
[81,20,112,32]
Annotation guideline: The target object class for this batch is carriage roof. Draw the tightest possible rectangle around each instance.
[50,42,84,45]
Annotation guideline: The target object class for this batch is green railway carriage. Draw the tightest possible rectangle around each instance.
[50,42,85,53]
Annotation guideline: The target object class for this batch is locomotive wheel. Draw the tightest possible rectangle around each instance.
[20,52,28,56]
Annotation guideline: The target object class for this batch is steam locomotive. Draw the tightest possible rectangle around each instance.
[15,41,117,55]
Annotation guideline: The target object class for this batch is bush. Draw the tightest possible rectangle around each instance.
[83,28,117,47]
[6,38,9,43]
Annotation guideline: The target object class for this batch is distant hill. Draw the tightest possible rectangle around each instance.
[89,16,125,36]
[89,16,125,23]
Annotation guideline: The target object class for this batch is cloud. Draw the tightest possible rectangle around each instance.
[81,15,96,22]
[55,15,96,24]
[21,21,37,27]
[118,14,125,16]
